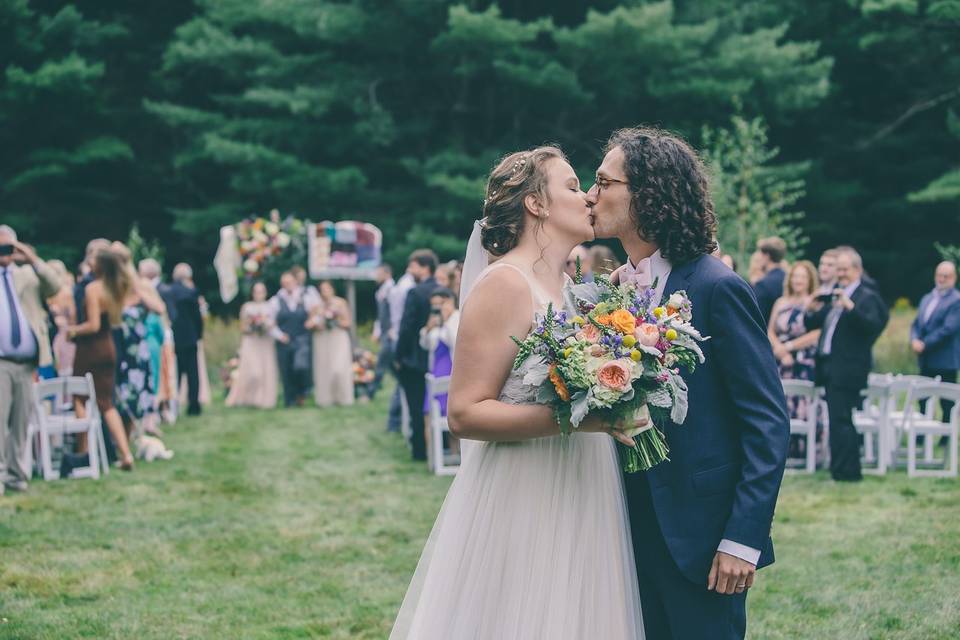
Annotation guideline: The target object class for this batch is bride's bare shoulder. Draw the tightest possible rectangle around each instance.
[461,264,532,325]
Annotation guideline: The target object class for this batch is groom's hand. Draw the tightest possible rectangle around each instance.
[707,551,755,595]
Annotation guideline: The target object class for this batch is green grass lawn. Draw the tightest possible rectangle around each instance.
[2,383,959,639]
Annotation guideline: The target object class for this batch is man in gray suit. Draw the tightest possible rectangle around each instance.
[0,225,60,495]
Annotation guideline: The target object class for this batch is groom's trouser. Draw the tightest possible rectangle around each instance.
[627,472,747,640]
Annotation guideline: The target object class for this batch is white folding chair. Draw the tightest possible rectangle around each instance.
[853,378,893,475]
[782,379,820,474]
[885,374,941,467]
[904,382,959,478]
[425,374,458,476]
[34,375,109,480]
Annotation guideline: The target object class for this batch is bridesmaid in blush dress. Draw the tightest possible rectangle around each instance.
[307,280,354,407]
[226,282,279,409]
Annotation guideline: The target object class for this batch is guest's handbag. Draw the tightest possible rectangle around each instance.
[292,334,312,374]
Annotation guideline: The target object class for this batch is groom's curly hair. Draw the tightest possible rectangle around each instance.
[605,127,717,264]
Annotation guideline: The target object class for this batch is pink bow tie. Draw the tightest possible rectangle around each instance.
[622,257,653,288]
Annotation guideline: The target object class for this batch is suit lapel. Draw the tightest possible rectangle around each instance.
[663,256,700,302]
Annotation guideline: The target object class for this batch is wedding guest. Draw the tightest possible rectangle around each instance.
[835,245,879,292]
[420,288,460,465]
[385,265,416,432]
[446,261,463,298]
[74,239,111,324]
[817,249,839,295]
[435,263,452,289]
[589,244,618,277]
[0,226,61,494]
[139,258,177,424]
[170,263,204,416]
[371,263,395,398]
[911,261,960,422]
[768,261,822,456]
[564,244,593,282]
[395,249,440,461]
[747,250,765,285]
[137,259,167,400]
[308,280,354,407]
[67,247,136,471]
[720,254,738,272]
[270,271,310,407]
[805,247,888,482]
[226,282,279,408]
[46,259,77,375]
[752,236,788,324]
[113,244,166,437]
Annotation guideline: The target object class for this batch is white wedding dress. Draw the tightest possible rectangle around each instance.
[390,262,644,640]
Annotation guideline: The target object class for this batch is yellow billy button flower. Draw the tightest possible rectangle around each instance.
[630,349,642,362]
[665,328,678,341]
[653,306,666,319]
[572,316,585,326]
[563,347,574,358]
[622,334,637,348]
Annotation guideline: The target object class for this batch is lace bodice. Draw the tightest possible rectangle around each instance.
[472,262,576,406]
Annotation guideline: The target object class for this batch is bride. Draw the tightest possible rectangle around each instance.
[390,146,646,639]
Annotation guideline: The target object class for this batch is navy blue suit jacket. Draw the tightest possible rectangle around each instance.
[624,255,790,584]
[911,288,960,371]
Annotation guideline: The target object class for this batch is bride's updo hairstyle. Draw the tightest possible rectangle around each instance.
[480,146,566,257]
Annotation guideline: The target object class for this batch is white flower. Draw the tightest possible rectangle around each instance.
[668,292,686,309]
[264,222,280,236]
[276,232,291,248]
[243,258,259,273]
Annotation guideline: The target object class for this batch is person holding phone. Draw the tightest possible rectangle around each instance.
[0,226,61,494]
[804,247,888,482]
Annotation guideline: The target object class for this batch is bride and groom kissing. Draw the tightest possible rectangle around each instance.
[390,128,791,640]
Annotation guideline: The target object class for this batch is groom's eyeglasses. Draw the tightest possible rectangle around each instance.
[593,175,629,196]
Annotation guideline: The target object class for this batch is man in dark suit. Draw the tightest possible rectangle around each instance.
[911,261,960,421]
[752,236,787,325]
[805,247,889,481]
[394,249,439,461]
[170,263,204,416]
[591,127,790,640]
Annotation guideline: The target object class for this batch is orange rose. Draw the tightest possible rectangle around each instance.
[549,364,571,402]
[634,323,661,347]
[597,359,633,392]
[609,309,637,335]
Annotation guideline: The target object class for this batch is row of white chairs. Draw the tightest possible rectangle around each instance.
[26,374,111,481]
[855,374,959,477]
[782,375,959,477]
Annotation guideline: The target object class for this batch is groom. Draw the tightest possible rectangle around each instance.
[588,128,790,639]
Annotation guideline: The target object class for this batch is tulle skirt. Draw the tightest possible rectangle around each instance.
[390,432,645,639]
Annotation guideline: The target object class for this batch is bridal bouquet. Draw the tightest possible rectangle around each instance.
[511,276,707,472]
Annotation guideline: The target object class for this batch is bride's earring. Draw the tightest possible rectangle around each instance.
[542,209,550,220]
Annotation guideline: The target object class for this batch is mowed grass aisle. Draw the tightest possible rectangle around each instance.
[2,383,959,639]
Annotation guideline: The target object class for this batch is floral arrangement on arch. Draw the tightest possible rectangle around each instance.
[236,209,305,277]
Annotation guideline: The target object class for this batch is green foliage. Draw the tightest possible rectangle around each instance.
[125,223,164,265]
[1,0,958,306]
[935,242,960,266]
[702,113,808,272]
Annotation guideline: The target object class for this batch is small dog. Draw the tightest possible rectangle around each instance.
[136,435,175,462]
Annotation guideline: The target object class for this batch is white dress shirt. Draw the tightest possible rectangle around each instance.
[387,273,415,343]
[0,266,39,360]
[626,251,761,566]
